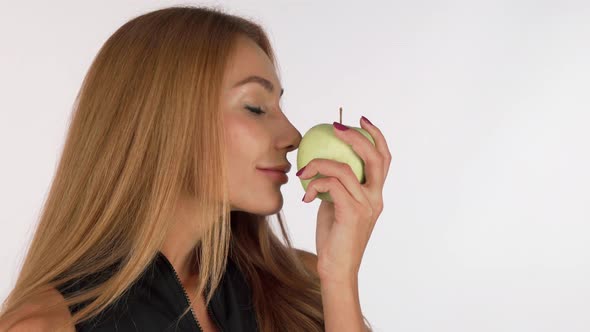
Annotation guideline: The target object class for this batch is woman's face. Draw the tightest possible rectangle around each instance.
[220,35,302,216]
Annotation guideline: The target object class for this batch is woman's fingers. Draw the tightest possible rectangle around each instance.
[359,116,392,180]
[298,158,370,207]
[332,120,385,190]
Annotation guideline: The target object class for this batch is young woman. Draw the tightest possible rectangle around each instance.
[0,5,390,332]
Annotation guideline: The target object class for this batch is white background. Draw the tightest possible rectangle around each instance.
[1,1,589,331]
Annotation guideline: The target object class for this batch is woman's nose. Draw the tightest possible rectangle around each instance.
[279,120,302,152]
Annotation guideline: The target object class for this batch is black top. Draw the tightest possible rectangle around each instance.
[55,251,258,331]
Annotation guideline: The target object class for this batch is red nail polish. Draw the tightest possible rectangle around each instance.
[361,116,373,126]
[296,165,307,176]
[333,121,349,131]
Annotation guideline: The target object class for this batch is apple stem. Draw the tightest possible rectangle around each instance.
[339,106,342,124]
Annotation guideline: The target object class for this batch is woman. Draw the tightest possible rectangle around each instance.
[0,5,390,332]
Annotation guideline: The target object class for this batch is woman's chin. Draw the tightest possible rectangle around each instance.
[251,195,284,216]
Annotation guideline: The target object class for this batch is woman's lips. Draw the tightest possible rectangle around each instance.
[257,168,288,183]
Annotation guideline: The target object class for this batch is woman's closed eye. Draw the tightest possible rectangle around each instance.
[245,105,266,115]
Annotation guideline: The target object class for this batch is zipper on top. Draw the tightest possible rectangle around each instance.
[159,253,223,332]
[166,260,204,332]
[206,284,223,332]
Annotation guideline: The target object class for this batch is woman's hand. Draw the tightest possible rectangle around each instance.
[298,116,391,285]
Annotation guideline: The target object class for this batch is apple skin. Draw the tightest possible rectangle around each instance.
[296,123,376,203]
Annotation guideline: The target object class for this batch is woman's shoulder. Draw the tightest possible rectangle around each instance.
[0,287,75,332]
[294,248,319,277]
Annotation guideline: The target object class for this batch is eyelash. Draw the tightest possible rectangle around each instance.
[245,105,266,115]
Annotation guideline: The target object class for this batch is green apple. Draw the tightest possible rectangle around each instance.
[296,123,376,203]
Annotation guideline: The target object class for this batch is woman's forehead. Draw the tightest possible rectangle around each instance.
[224,37,278,88]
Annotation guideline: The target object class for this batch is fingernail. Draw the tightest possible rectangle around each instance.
[333,121,349,131]
[301,193,306,202]
[296,165,307,176]
[361,116,373,126]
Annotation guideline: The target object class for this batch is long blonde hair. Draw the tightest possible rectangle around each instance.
[0,5,327,331]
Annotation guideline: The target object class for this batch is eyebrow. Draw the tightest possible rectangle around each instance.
[232,75,284,98]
